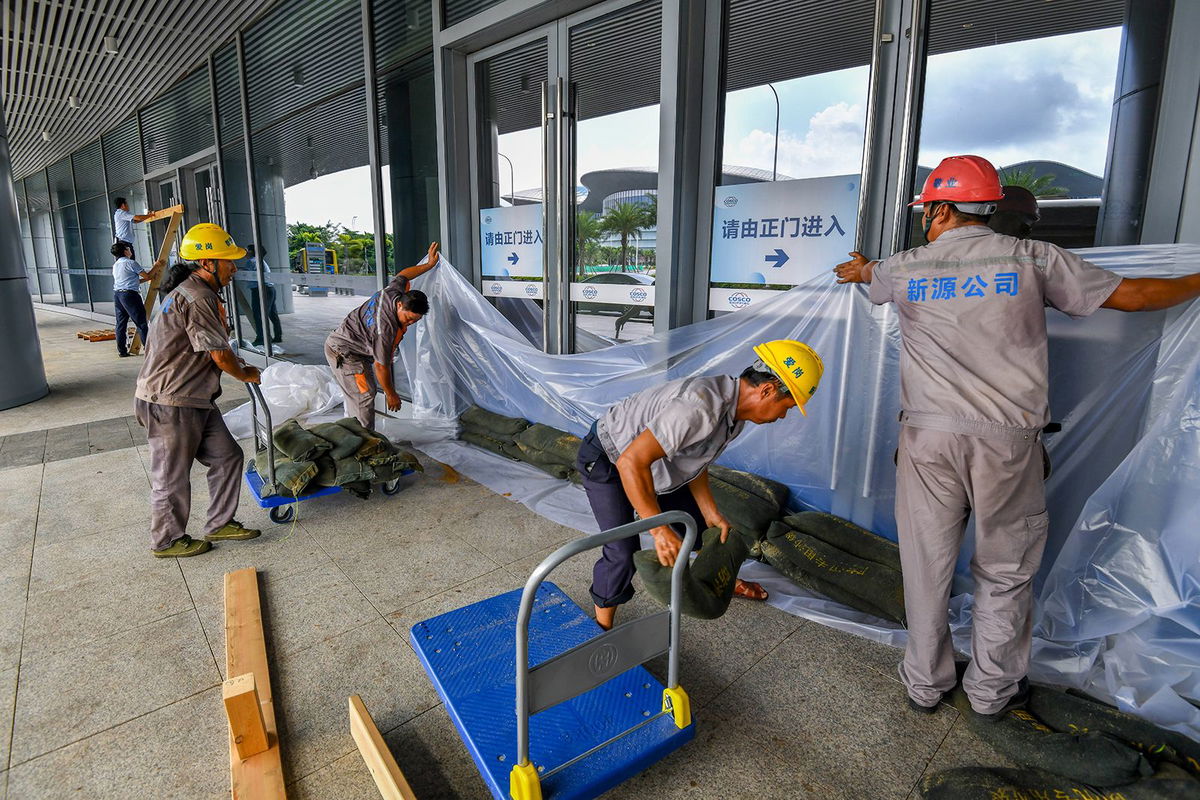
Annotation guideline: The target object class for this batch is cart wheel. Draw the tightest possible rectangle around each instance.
[382,478,402,496]
[269,505,295,524]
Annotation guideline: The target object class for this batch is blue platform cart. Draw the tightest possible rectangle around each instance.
[243,383,411,523]
[411,511,698,800]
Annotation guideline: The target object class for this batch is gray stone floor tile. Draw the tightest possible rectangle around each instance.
[383,704,492,800]
[42,424,91,463]
[123,416,148,447]
[35,449,150,543]
[6,687,227,799]
[196,559,381,677]
[289,747,382,800]
[449,497,576,565]
[10,611,220,764]
[326,529,501,618]
[386,567,524,632]
[914,713,1017,779]
[0,464,41,554]
[85,418,134,454]
[0,666,16,769]
[274,619,440,782]
[178,524,331,609]
[0,446,45,470]
[0,545,32,672]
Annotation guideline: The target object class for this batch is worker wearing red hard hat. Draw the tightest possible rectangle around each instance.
[834,155,1200,723]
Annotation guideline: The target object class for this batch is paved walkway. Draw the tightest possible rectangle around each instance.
[0,306,1015,799]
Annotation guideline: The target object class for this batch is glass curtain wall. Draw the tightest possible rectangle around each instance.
[48,157,90,309]
[906,0,1126,248]
[709,0,874,314]
[26,171,62,304]
[15,180,38,302]
[75,140,116,314]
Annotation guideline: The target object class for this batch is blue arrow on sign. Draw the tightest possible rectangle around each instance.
[507,252,519,266]
[764,248,789,269]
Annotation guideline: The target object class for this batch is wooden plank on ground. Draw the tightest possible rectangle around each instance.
[224,567,287,799]
[348,695,418,800]
[130,209,183,354]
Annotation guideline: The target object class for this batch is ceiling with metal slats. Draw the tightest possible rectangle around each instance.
[1,0,279,180]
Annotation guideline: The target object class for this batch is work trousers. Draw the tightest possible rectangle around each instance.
[114,289,148,356]
[324,342,377,430]
[577,425,703,608]
[135,399,244,550]
[247,284,283,345]
[895,424,1048,715]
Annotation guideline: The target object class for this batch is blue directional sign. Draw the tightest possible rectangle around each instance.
[710,174,859,286]
[480,204,543,279]
[507,252,519,266]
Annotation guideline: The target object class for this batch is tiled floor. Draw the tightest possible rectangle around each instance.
[0,306,1017,799]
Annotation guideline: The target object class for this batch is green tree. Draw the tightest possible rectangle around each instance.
[999,166,1067,198]
[575,210,604,279]
[600,201,652,272]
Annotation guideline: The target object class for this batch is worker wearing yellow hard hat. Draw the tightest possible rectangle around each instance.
[577,338,822,631]
[134,223,263,559]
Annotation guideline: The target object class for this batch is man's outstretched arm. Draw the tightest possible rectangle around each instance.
[1101,274,1200,313]
[396,241,440,282]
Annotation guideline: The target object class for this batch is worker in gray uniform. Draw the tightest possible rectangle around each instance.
[324,241,440,430]
[834,154,1200,721]
[580,339,824,630]
[135,223,262,558]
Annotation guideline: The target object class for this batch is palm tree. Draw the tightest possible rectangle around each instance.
[575,210,603,279]
[999,166,1067,198]
[600,202,651,272]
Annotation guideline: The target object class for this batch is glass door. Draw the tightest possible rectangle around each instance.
[149,175,183,263]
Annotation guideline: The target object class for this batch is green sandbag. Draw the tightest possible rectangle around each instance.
[766,520,906,623]
[311,455,338,487]
[919,765,1200,800]
[371,450,423,482]
[253,449,318,498]
[343,479,371,499]
[272,418,332,461]
[783,511,902,572]
[951,686,1154,787]
[514,424,582,466]
[334,457,375,486]
[633,527,750,620]
[708,465,790,509]
[333,417,387,458]
[308,422,363,460]
[709,475,784,545]
[1027,688,1200,778]
[460,406,530,438]
[461,430,524,460]
[759,538,896,621]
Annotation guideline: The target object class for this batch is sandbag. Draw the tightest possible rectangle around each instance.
[334,417,387,458]
[371,450,423,482]
[311,455,338,487]
[759,538,897,621]
[460,406,530,438]
[708,465,789,509]
[919,765,1200,800]
[272,418,332,462]
[634,527,749,619]
[342,480,372,499]
[783,511,902,572]
[709,474,784,545]
[1026,688,1200,778]
[333,457,375,486]
[308,422,363,460]
[765,521,906,623]
[514,424,582,466]
[461,430,524,460]
[253,449,318,498]
[951,687,1154,788]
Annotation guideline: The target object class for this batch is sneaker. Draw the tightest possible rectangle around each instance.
[971,678,1030,724]
[152,535,212,558]
[205,520,262,542]
[118,352,131,358]
[908,694,943,714]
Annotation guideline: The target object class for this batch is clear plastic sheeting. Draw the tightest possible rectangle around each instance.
[234,245,1200,741]
[223,361,344,439]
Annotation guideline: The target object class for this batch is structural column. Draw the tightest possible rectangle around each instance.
[0,100,49,410]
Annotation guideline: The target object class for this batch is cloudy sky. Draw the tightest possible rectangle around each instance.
[283,26,1122,229]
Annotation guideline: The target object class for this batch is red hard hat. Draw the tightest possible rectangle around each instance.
[910,155,1004,208]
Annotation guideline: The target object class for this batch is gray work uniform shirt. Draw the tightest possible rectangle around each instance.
[596,375,745,493]
[325,274,411,366]
[135,274,231,409]
[869,226,1122,434]
[112,256,144,291]
[114,208,135,241]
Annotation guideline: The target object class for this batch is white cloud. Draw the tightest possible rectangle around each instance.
[730,101,866,179]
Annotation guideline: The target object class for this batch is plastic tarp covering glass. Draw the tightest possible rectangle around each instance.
[227,245,1200,741]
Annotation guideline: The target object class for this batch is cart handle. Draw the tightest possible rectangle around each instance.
[246,383,275,489]
[513,510,697,769]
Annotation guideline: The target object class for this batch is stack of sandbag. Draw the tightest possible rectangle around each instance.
[255,417,421,499]
[920,764,1198,800]
[707,465,789,558]
[633,527,749,619]
[759,511,905,624]
[513,423,583,483]
[457,406,528,460]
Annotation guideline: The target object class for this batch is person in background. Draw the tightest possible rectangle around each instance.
[240,243,283,347]
[579,340,824,630]
[834,154,1200,723]
[324,242,440,430]
[135,223,262,558]
[113,197,154,257]
[111,242,163,358]
[988,185,1040,239]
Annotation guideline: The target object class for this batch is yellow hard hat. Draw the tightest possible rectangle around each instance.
[752,339,824,416]
[179,223,246,261]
